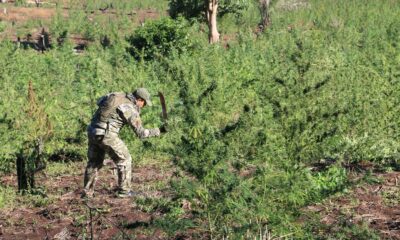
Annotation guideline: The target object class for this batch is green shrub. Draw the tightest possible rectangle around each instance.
[312,165,348,197]
[126,17,192,61]
[14,0,26,7]
[219,0,251,17]
[148,1,400,237]
[169,0,204,19]
[169,0,250,19]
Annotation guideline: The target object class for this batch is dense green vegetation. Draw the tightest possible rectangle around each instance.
[169,0,250,19]
[0,0,399,238]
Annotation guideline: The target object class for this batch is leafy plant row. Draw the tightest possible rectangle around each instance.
[0,0,399,238]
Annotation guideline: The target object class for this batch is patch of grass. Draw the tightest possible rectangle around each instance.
[135,195,195,237]
[17,187,55,208]
[0,185,16,209]
[137,180,169,193]
[334,221,381,240]
[0,21,7,33]
[14,0,27,7]
[46,162,82,177]
[83,0,168,12]
[135,155,171,167]
[381,187,400,207]
[360,170,384,185]
[135,196,173,213]
[72,213,87,228]
[305,213,380,240]
[24,194,55,208]
[153,215,195,237]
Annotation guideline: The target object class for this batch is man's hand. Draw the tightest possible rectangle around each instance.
[159,124,168,133]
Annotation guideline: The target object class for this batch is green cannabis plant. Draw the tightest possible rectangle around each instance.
[126,17,192,61]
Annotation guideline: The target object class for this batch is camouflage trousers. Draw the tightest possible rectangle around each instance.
[83,132,132,195]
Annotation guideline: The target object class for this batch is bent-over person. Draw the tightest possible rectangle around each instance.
[82,88,166,198]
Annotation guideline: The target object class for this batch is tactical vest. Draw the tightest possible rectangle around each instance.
[91,92,133,130]
[98,92,132,122]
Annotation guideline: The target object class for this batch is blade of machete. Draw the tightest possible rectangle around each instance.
[158,92,168,122]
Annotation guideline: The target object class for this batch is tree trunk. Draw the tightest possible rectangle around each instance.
[259,0,271,31]
[16,155,28,191]
[16,139,44,192]
[16,151,37,192]
[206,0,219,44]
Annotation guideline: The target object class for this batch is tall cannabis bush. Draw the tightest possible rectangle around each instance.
[11,81,52,192]
[143,1,400,237]
[126,17,192,61]
[0,0,399,238]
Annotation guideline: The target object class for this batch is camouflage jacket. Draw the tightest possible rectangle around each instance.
[88,92,160,138]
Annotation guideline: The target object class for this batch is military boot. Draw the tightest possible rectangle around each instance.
[82,166,98,198]
[116,190,140,198]
[81,189,94,199]
[116,163,133,197]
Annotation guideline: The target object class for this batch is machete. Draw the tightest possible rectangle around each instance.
[158,91,168,123]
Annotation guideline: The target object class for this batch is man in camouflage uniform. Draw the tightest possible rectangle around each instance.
[82,88,165,198]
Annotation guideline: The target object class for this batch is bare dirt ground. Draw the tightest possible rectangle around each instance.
[0,162,179,240]
[303,171,400,239]
[1,163,398,239]
[0,2,162,23]
[0,2,164,44]
[0,6,58,22]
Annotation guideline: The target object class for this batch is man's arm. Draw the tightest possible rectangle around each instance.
[117,104,160,138]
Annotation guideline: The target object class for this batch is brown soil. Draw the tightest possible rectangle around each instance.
[303,171,400,239]
[136,9,164,24]
[0,162,178,240]
[0,3,164,46]
[0,6,58,22]
[1,163,399,239]
[0,3,163,25]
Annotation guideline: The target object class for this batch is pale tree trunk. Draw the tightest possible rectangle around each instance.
[259,0,271,31]
[206,0,219,44]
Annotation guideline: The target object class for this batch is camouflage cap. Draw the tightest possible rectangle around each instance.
[133,88,152,106]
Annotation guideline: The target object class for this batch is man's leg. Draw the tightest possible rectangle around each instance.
[117,157,132,194]
[102,135,132,195]
[83,135,105,197]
